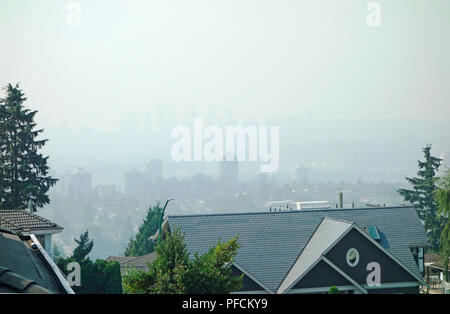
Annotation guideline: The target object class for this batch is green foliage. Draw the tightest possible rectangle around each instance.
[57,257,122,294]
[398,145,443,251]
[57,231,122,294]
[329,286,340,294]
[71,230,94,262]
[124,203,163,256]
[122,228,242,294]
[150,227,190,294]
[435,170,450,281]
[0,83,57,212]
[186,236,242,294]
[122,267,155,294]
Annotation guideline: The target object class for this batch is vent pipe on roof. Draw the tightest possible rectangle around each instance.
[28,198,34,214]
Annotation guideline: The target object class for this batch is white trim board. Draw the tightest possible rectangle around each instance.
[30,234,74,294]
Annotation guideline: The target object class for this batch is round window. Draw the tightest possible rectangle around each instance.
[346,248,359,267]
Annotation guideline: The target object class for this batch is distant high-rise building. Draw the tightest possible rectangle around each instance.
[62,168,92,199]
[146,159,163,181]
[296,165,309,184]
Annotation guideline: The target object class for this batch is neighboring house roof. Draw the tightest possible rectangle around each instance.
[106,252,157,273]
[167,206,429,293]
[0,227,73,294]
[425,253,441,264]
[0,210,63,234]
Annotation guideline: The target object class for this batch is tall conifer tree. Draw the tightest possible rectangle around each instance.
[398,145,443,251]
[0,83,57,212]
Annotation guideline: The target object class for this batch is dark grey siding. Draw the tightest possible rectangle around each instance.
[325,228,417,284]
[292,260,352,289]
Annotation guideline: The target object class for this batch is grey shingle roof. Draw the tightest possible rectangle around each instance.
[168,206,429,292]
[0,210,63,232]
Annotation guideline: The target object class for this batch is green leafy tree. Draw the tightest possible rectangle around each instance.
[329,286,340,294]
[122,228,242,294]
[72,230,94,262]
[124,203,163,256]
[186,237,242,294]
[123,228,190,294]
[150,227,190,293]
[435,170,450,281]
[0,83,57,212]
[398,145,443,251]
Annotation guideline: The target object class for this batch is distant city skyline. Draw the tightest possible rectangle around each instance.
[1,0,449,185]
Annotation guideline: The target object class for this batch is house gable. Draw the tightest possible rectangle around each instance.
[324,228,418,285]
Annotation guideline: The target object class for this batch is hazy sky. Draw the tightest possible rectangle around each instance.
[1,0,449,132]
[1,0,450,184]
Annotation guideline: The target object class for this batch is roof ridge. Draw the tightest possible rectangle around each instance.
[322,216,355,225]
[168,206,414,218]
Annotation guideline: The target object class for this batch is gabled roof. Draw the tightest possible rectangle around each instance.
[277,217,353,293]
[0,228,73,294]
[0,210,63,233]
[167,206,429,293]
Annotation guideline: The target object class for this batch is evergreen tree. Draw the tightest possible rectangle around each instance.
[398,145,443,251]
[0,83,57,212]
[435,170,450,281]
[124,203,163,256]
[72,230,94,262]
[149,227,190,294]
